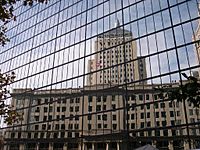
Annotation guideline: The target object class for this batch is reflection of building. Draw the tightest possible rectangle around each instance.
[4,84,200,150]
[87,20,146,85]
[193,4,200,77]
[0,132,4,150]
[1,0,200,149]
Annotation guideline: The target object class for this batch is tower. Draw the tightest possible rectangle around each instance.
[87,20,147,85]
[193,3,200,77]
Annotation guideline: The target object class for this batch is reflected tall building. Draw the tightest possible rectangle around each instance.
[193,3,200,77]
[87,20,146,85]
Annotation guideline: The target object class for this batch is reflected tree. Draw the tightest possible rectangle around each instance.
[156,73,200,107]
[0,71,22,125]
[0,0,48,124]
[0,0,48,46]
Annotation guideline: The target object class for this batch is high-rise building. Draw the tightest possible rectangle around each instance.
[194,4,200,77]
[87,20,146,85]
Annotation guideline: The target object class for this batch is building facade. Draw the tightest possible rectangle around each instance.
[4,84,200,150]
[87,21,146,85]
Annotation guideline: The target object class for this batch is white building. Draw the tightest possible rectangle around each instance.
[4,83,200,150]
[87,20,146,86]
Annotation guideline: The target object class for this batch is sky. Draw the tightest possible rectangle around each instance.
[0,0,200,89]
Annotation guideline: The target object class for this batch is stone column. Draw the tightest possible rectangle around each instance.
[191,140,195,149]
[78,143,82,150]
[63,143,68,150]
[117,142,120,150]
[152,141,157,148]
[92,143,97,150]
[84,143,87,150]
[35,143,39,150]
[106,143,109,150]
[3,145,9,150]
[19,144,25,150]
[184,141,190,150]
[48,143,53,150]
[168,141,173,150]
[80,143,87,150]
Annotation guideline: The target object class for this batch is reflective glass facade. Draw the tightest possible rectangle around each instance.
[1,0,200,150]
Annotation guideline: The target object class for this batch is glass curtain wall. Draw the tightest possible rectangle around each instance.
[0,0,200,150]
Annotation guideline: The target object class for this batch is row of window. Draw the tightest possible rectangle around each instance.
[11,127,199,140]
[87,111,181,121]
[34,108,196,123]
[100,74,134,79]
[37,106,80,113]
[34,97,80,104]
[10,131,80,139]
[100,54,132,59]
[25,119,186,132]
[32,95,183,112]
[100,79,135,83]
[102,68,133,73]
[34,114,80,121]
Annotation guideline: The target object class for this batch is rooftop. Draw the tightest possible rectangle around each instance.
[98,19,132,38]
